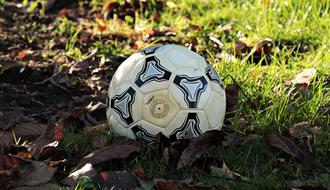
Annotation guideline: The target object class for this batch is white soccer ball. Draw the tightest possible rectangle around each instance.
[106,44,226,142]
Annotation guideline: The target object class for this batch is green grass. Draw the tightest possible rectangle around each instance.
[22,0,330,189]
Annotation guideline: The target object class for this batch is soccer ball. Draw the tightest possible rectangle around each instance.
[106,44,226,142]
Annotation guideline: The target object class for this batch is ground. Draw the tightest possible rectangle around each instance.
[0,0,329,189]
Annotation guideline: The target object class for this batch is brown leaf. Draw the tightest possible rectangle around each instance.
[13,183,61,190]
[289,122,319,156]
[17,50,33,60]
[0,132,13,153]
[38,141,65,161]
[265,131,304,159]
[225,84,240,113]
[271,158,285,168]
[234,40,250,56]
[222,131,253,147]
[210,159,247,180]
[177,130,225,169]
[154,179,210,190]
[0,111,25,130]
[254,39,273,55]
[14,160,57,187]
[92,171,142,190]
[264,131,314,169]
[12,120,48,141]
[285,179,329,190]
[30,122,62,159]
[0,155,27,189]
[0,155,56,188]
[91,135,108,149]
[71,142,142,173]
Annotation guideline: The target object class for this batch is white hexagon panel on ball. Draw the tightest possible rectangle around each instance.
[165,110,209,141]
[169,68,211,109]
[107,115,128,137]
[203,91,226,129]
[142,90,180,128]
[107,83,143,127]
[162,44,201,69]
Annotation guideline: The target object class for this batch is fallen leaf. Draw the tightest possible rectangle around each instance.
[222,131,253,147]
[209,36,224,48]
[210,159,247,181]
[91,135,108,149]
[218,23,233,32]
[92,171,142,190]
[291,68,317,86]
[14,160,57,187]
[177,130,225,169]
[154,179,210,190]
[13,183,61,190]
[289,122,320,140]
[0,154,25,188]
[254,39,273,55]
[0,155,56,188]
[17,50,33,60]
[265,131,304,159]
[0,111,25,130]
[69,163,96,180]
[71,142,142,173]
[12,120,48,141]
[264,131,314,169]
[38,141,65,161]
[225,84,240,113]
[30,122,63,159]
[0,132,13,153]
[271,158,285,168]
[234,40,250,56]
[285,179,329,190]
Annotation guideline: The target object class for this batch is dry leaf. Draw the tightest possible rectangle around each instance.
[225,84,240,113]
[154,179,210,190]
[264,131,315,169]
[234,40,250,56]
[177,130,225,169]
[92,171,142,190]
[254,39,273,55]
[14,160,57,187]
[0,111,25,130]
[91,135,108,149]
[13,183,61,190]
[285,179,329,190]
[71,143,142,173]
[69,163,96,180]
[265,131,304,159]
[291,68,317,86]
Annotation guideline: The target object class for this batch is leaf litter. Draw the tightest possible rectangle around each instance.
[0,0,328,189]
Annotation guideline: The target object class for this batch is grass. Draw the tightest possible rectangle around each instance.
[3,0,329,189]
[61,0,329,189]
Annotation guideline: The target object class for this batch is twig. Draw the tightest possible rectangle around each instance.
[222,75,249,100]
[49,79,72,94]
[33,71,61,85]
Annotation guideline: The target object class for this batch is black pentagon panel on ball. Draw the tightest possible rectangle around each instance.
[141,45,161,55]
[131,125,156,143]
[110,87,136,125]
[134,56,172,87]
[169,113,202,141]
[173,75,208,108]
